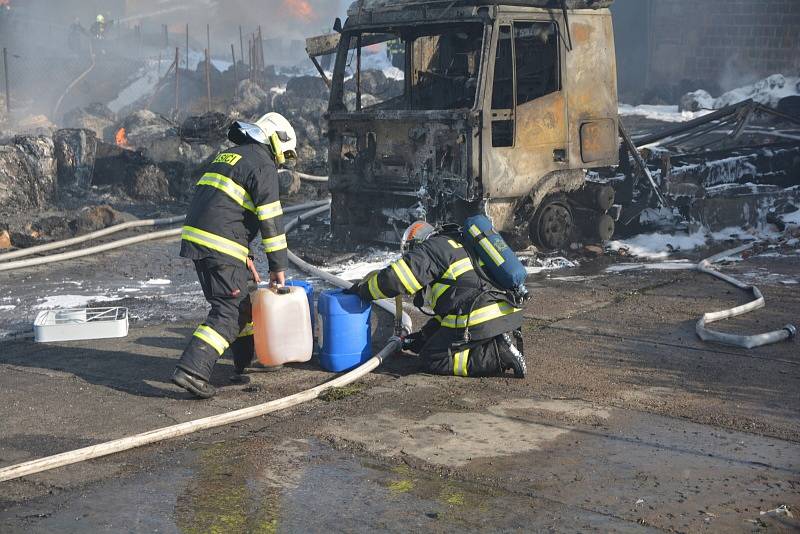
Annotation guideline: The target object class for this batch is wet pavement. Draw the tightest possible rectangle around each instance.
[0,239,798,532]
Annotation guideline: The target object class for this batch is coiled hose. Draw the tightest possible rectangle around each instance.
[0,200,411,483]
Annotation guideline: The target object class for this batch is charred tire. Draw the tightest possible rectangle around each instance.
[529,199,574,250]
[596,213,615,241]
[574,208,616,242]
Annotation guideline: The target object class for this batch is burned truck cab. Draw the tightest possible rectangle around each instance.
[318,0,618,248]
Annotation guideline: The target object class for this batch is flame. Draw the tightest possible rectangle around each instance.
[115,128,129,148]
[282,0,315,21]
[0,0,10,7]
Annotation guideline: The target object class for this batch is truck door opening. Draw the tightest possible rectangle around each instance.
[490,21,561,148]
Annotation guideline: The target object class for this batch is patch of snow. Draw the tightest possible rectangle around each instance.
[0,305,17,311]
[34,294,121,310]
[322,249,400,280]
[618,104,712,123]
[143,279,171,286]
[605,261,696,273]
[186,48,232,72]
[715,74,800,109]
[524,256,578,274]
[270,86,287,94]
[108,62,161,113]
[119,287,142,293]
[608,230,710,259]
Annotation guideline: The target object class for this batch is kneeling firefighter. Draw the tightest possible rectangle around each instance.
[347,219,528,378]
[172,113,297,399]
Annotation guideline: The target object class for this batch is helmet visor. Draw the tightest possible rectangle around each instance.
[232,121,268,145]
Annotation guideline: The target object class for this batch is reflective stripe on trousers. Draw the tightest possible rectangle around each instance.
[193,324,230,355]
[452,348,470,376]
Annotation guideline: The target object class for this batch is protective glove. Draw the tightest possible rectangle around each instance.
[402,331,428,354]
[342,283,360,295]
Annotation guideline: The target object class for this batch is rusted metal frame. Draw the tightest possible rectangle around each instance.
[662,116,739,150]
[309,55,332,88]
[633,99,753,147]
[619,122,669,208]
[753,103,800,128]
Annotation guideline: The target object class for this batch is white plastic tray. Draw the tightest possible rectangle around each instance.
[34,307,129,343]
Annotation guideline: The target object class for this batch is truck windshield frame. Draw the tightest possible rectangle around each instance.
[329,22,487,113]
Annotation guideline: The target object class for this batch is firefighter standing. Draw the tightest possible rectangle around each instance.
[347,221,527,378]
[172,113,297,399]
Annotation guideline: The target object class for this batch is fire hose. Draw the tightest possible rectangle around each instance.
[278,169,329,183]
[695,244,796,348]
[0,200,331,270]
[0,200,411,483]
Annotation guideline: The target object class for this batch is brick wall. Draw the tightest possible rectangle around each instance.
[647,0,800,93]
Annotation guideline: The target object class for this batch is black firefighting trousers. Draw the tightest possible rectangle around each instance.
[420,326,522,377]
[176,257,256,381]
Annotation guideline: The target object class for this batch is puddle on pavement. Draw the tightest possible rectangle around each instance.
[0,438,549,533]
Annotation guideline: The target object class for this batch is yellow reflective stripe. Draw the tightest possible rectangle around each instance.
[390,259,423,294]
[430,282,450,308]
[237,322,254,338]
[437,302,520,329]
[469,225,505,266]
[368,273,388,300]
[430,258,475,308]
[447,239,463,249]
[262,233,287,253]
[256,200,283,221]
[213,152,243,166]
[443,257,473,279]
[193,324,230,355]
[453,349,469,376]
[197,173,256,213]
[181,225,249,263]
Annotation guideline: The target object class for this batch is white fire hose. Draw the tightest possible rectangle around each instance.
[0,200,411,483]
[695,244,796,348]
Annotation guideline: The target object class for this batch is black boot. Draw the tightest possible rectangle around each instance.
[172,368,217,399]
[498,333,527,378]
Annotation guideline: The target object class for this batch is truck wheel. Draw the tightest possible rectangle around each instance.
[530,200,573,250]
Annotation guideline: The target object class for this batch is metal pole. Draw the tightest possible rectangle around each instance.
[258,25,264,74]
[175,47,180,118]
[157,51,162,76]
[163,24,168,48]
[185,24,189,69]
[239,26,244,68]
[205,48,211,113]
[356,36,362,111]
[2,48,9,115]
[206,24,211,61]
[231,43,238,102]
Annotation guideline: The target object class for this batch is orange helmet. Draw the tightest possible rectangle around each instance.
[401,220,435,253]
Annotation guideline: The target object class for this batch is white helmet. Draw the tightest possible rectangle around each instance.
[230,112,297,164]
[255,112,297,163]
[96,14,105,23]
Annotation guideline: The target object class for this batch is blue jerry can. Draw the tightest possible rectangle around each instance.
[318,289,372,372]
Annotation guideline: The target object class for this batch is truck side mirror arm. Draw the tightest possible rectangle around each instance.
[561,0,573,52]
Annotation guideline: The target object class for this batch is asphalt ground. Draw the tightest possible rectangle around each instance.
[0,242,798,533]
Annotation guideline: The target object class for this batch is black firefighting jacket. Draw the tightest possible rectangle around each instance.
[180,141,288,272]
[355,234,523,341]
